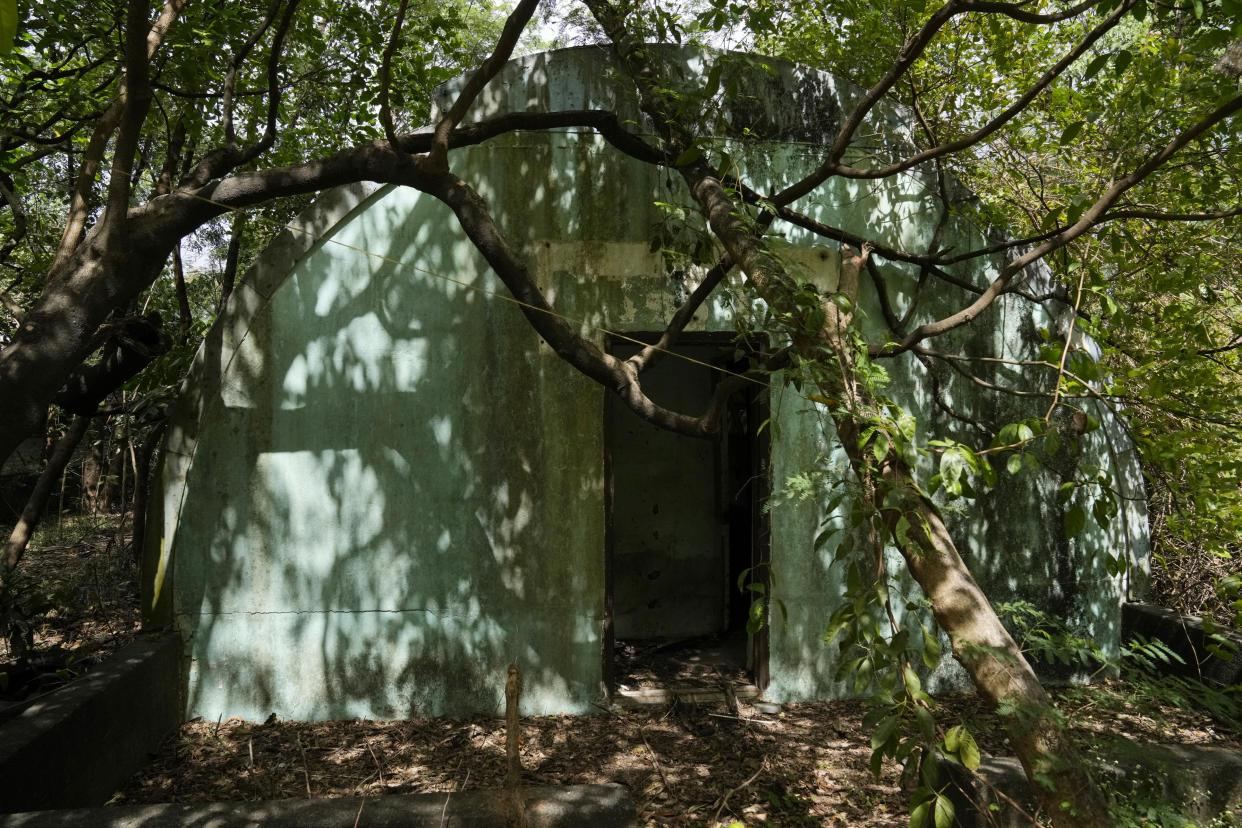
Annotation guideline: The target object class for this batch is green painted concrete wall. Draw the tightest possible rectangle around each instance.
[147,47,1148,721]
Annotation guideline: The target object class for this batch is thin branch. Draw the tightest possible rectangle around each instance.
[379,0,412,147]
[221,0,284,146]
[3,416,92,582]
[235,0,300,165]
[427,0,541,170]
[882,91,1242,356]
[771,0,966,206]
[832,0,1132,181]
[628,254,735,373]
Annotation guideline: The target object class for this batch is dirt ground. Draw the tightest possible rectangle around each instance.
[0,516,141,717]
[118,681,1242,827]
[7,524,1241,825]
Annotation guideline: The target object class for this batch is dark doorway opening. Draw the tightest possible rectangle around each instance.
[603,333,769,704]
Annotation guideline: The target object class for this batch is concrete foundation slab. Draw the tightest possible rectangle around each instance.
[946,743,1242,827]
[1,784,637,827]
[0,635,182,813]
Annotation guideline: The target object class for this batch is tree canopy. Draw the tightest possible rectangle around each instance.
[2,1,1241,825]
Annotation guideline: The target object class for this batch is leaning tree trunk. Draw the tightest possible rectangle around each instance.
[575,11,1114,817]
[692,176,1113,826]
[3,415,91,581]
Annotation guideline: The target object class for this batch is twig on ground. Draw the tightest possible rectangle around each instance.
[639,726,674,797]
[366,738,385,786]
[711,754,767,825]
[707,712,778,726]
[295,731,312,798]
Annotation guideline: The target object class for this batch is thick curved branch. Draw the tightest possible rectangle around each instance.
[424,166,728,438]
[0,170,28,265]
[427,0,541,170]
[50,0,186,269]
[183,0,300,186]
[628,254,734,374]
[235,0,300,166]
[52,313,171,414]
[401,108,664,163]
[959,0,1103,24]
[100,0,159,244]
[158,109,662,222]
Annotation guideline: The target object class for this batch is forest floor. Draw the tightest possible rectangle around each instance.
[0,515,141,716]
[118,680,1242,826]
[6,522,1241,825]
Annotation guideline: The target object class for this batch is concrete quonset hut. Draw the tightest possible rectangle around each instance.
[145,47,1149,722]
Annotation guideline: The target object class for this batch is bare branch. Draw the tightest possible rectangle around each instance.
[49,0,187,269]
[628,254,735,374]
[771,0,967,206]
[99,0,159,243]
[959,0,1104,24]
[222,0,284,146]
[883,91,1242,356]
[0,170,28,265]
[379,0,412,147]
[427,0,541,170]
[832,0,1132,181]
[183,0,301,186]
[3,416,92,582]
[236,0,301,165]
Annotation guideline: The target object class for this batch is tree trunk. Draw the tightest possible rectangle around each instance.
[3,415,91,579]
[648,80,1112,828]
[80,419,106,516]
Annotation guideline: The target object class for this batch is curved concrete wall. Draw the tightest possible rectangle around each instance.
[146,47,1148,720]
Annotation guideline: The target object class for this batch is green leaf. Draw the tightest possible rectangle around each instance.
[914,703,936,742]
[1057,481,1076,504]
[1082,52,1110,80]
[872,713,900,751]
[0,0,15,54]
[958,728,981,770]
[1059,121,1084,145]
[674,145,703,166]
[873,431,892,464]
[934,794,956,828]
[921,627,941,669]
[910,800,931,828]
[1064,504,1087,538]
[944,724,963,752]
[903,663,922,697]
[1006,453,1023,475]
[1092,498,1112,529]
[746,598,766,634]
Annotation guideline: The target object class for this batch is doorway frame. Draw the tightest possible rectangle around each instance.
[601,331,771,699]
